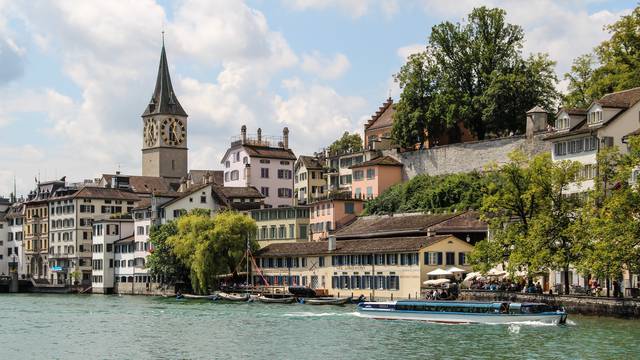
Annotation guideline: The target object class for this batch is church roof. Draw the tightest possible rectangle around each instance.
[364,97,395,131]
[142,43,187,117]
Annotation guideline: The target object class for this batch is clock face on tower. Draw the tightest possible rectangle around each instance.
[161,118,186,146]
[143,120,157,147]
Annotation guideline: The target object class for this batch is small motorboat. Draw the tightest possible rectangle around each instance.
[303,296,352,305]
[288,286,316,298]
[215,292,251,302]
[258,295,296,304]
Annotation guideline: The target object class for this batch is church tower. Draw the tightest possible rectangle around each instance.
[141,41,188,182]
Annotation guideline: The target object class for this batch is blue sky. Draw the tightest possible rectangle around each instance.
[0,0,635,197]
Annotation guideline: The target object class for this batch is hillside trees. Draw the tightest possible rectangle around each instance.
[393,6,559,147]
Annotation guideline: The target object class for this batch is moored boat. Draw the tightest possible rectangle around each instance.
[182,294,214,300]
[303,296,352,305]
[357,300,567,324]
[216,292,251,302]
[258,295,296,304]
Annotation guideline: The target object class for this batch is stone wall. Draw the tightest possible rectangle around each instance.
[383,134,550,180]
[460,290,640,318]
[114,282,173,296]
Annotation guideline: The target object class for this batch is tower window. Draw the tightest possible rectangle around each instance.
[172,160,175,170]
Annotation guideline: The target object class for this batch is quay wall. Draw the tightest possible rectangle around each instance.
[114,282,173,296]
[460,290,640,318]
[383,134,550,179]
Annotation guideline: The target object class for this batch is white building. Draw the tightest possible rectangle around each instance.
[221,126,296,208]
[91,218,134,294]
[6,202,26,277]
[0,197,10,275]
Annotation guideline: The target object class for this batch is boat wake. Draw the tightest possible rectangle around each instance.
[283,312,358,318]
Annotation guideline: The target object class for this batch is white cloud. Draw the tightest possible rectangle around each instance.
[301,51,351,80]
[397,43,425,60]
[274,80,368,154]
[283,0,369,18]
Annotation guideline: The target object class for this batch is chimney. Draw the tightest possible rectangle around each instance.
[328,235,336,251]
[526,106,548,138]
[257,128,262,144]
[241,125,247,144]
[245,164,251,186]
[283,127,289,149]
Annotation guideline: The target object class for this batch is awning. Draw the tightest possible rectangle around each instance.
[426,268,453,276]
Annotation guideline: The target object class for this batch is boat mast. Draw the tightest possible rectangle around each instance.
[245,234,250,293]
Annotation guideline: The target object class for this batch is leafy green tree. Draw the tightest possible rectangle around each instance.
[563,54,597,109]
[427,7,559,139]
[327,132,363,154]
[146,221,189,286]
[565,7,640,105]
[364,171,491,214]
[169,211,257,294]
[392,51,443,149]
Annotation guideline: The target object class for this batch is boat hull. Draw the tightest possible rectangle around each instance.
[356,308,566,324]
[216,292,250,302]
[258,296,296,304]
[305,297,351,305]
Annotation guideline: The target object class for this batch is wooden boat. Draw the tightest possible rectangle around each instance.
[216,292,250,302]
[304,296,352,305]
[357,301,567,324]
[258,295,296,304]
[182,294,214,300]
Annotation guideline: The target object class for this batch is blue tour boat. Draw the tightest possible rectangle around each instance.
[357,300,567,324]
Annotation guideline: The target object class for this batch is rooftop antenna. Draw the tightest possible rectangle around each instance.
[162,30,165,46]
[387,88,392,99]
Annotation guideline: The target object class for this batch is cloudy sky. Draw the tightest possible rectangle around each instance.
[0,0,634,197]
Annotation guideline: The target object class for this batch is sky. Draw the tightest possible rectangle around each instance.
[0,0,635,197]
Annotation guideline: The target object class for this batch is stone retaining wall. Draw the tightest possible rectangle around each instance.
[460,290,640,318]
[383,134,550,179]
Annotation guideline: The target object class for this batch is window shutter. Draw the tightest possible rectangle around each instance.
[437,252,443,265]
[424,252,429,265]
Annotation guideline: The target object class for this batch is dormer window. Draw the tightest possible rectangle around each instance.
[555,116,570,130]
[588,110,603,125]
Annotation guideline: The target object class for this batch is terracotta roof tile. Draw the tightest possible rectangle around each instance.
[244,145,296,160]
[257,235,454,256]
[335,212,459,239]
[298,155,323,170]
[597,87,640,108]
[365,98,395,130]
[350,155,402,169]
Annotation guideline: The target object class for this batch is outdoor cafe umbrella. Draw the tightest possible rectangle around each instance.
[426,268,453,277]
[446,266,466,273]
[423,278,451,286]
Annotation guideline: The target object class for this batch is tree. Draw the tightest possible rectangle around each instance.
[427,7,559,139]
[392,51,444,149]
[327,132,363,154]
[563,54,597,109]
[565,7,640,104]
[146,221,189,287]
[168,211,257,294]
[470,151,582,293]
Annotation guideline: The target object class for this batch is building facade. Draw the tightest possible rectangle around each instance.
[309,196,364,241]
[250,206,310,247]
[221,126,296,208]
[350,156,403,200]
[293,155,325,205]
[91,218,134,294]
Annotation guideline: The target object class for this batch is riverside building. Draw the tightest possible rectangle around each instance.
[221,126,296,208]
[250,206,310,247]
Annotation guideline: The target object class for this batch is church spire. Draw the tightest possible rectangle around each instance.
[142,38,187,117]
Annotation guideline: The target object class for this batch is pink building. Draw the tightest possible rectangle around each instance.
[309,197,364,241]
[350,156,403,200]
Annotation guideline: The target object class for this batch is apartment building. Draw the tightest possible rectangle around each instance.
[350,156,403,200]
[250,206,310,247]
[293,155,325,205]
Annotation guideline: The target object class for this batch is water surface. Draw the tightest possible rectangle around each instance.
[0,294,638,359]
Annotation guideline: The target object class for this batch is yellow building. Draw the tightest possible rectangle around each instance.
[250,206,310,247]
[254,234,474,300]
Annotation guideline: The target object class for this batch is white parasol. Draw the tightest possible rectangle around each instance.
[446,266,467,273]
[426,268,453,276]
[423,278,451,286]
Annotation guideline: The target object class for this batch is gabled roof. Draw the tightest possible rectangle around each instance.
[430,211,487,232]
[623,128,640,140]
[334,212,459,239]
[257,235,456,257]
[349,155,403,169]
[527,105,546,113]
[595,87,640,109]
[557,107,587,116]
[221,144,296,163]
[188,170,223,186]
[100,174,177,195]
[365,97,395,131]
[214,186,264,199]
[160,183,213,208]
[72,187,141,201]
[142,43,187,117]
[298,155,323,170]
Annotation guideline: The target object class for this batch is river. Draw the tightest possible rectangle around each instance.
[0,294,638,359]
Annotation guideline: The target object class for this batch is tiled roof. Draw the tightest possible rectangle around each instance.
[335,212,459,239]
[160,183,212,208]
[298,155,323,170]
[559,108,587,116]
[244,144,297,160]
[596,87,640,109]
[101,174,177,195]
[623,128,640,139]
[365,97,395,130]
[527,105,546,113]
[188,170,224,186]
[350,155,403,169]
[72,187,141,201]
[430,211,487,232]
[215,186,264,199]
[257,235,454,257]
[544,127,595,141]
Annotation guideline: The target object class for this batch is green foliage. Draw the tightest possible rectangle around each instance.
[471,151,583,292]
[168,211,257,294]
[393,6,559,146]
[364,171,491,215]
[146,221,189,286]
[564,7,640,106]
[327,132,363,154]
